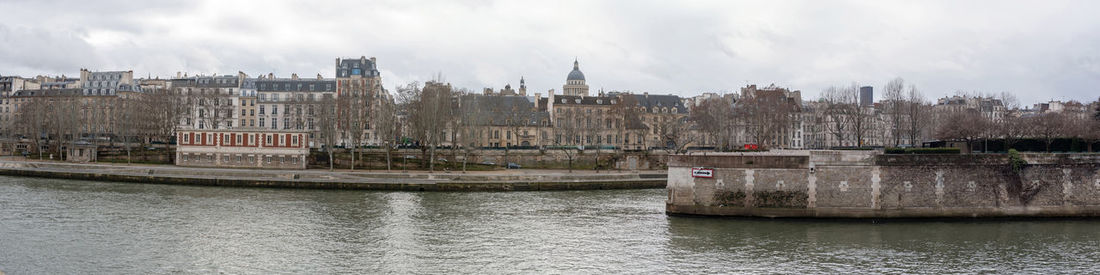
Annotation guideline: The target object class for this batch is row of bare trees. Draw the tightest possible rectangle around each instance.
[11,89,184,162]
[687,78,935,150]
[935,105,1100,153]
[397,81,455,172]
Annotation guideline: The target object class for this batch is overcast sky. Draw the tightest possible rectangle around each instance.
[1,0,1098,104]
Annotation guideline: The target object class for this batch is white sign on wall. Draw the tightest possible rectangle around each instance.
[691,167,714,178]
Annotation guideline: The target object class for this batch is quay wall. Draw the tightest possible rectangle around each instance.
[666,151,1100,218]
[0,162,665,191]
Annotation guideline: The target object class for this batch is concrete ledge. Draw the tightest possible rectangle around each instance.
[0,165,665,192]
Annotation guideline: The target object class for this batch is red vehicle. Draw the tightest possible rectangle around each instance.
[743,144,759,150]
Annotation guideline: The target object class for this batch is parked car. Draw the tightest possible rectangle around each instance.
[478,161,496,166]
[506,162,522,169]
[404,155,417,159]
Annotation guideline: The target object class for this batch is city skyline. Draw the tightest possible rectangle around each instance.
[1,0,1099,104]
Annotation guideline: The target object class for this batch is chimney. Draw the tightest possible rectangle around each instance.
[317,74,323,80]
[176,72,181,78]
[336,58,340,68]
[268,73,274,79]
[535,92,541,99]
[291,73,298,80]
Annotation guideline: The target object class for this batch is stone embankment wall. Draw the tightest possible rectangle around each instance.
[0,161,666,191]
[666,151,1100,218]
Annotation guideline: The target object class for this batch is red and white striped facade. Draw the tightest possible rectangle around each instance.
[175,129,310,169]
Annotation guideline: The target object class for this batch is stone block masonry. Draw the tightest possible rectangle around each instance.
[666,151,1100,218]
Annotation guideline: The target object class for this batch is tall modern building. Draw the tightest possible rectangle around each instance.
[859,86,873,106]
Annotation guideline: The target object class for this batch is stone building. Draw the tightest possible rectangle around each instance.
[78,69,138,96]
[175,129,309,169]
[335,56,390,146]
[562,59,589,96]
[0,75,41,139]
[629,93,689,150]
[171,74,240,130]
[237,76,258,129]
[255,73,336,145]
[458,93,549,148]
[933,95,1007,124]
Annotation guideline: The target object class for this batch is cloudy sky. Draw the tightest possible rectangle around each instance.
[1,0,1098,104]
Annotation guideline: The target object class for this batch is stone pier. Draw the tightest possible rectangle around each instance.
[666,151,1100,218]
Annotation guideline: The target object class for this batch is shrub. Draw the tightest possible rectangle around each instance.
[1008,149,1028,173]
[884,147,961,154]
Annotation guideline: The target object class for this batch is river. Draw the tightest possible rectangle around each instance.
[1,176,1098,274]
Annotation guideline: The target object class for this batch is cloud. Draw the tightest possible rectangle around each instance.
[0,0,1098,104]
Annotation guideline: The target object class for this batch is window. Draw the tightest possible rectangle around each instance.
[260,118,265,127]
[272,105,278,115]
[236,134,242,144]
[272,119,277,129]
[259,105,265,115]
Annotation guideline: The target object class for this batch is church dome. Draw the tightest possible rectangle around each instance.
[567,60,585,81]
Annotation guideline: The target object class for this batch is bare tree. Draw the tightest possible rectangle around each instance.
[654,115,695,154]
[115,93,140,163]
[503,97,534,167]
[455,95,482,172]
[373,93,399,170]
[552,108,581,173]
[14,98,48,159]
[904,85,929,146]
[884,78,906,146]
[687,96,733,151]
[738,89,796,149]
[401,81,454,172]
[999,115,1029,152]
[821,84,867,147]
[1029,112,1072,153]
[316,94,340,170]
[935,109,987,153]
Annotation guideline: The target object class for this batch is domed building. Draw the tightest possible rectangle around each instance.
[562,59,589,96]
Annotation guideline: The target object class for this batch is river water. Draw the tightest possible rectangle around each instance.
[1,176,1098,274]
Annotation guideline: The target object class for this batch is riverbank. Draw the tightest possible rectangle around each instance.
[0,160,666,191]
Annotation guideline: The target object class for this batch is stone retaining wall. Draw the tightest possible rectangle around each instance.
[0,161,665,191]
[667,151,1100,218]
